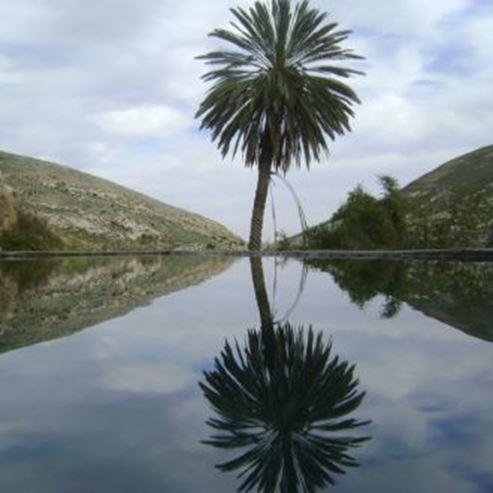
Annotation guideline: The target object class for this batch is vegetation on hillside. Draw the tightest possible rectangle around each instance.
[406,186,493,248]
[0,210,63,251]
[277,146,493,251]
[301,176,409,250]
[283,156,493,251]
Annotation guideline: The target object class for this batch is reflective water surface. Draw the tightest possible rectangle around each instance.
[0,255,492,492]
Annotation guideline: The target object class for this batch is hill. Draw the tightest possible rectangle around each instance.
[0,150,243,251]
[286,145,493,249]
[402,146,493,247]
[403,145,493,198]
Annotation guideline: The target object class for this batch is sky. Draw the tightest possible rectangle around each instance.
[0,0,492,241]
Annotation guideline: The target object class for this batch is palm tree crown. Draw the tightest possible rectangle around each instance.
[196,0,363,172]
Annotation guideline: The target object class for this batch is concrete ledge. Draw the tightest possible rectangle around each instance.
[1,248,493,261]
[271,249,493,261]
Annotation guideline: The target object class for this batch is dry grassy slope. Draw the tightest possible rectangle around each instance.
[401,145,493,246]
[0,150,244,251]
[402,145,493,199]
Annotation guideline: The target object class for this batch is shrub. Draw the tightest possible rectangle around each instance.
[0,210,63,251]
[303,176,409,250]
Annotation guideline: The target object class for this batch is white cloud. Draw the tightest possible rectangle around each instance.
[325,0,473,35]
[97,105,191,138]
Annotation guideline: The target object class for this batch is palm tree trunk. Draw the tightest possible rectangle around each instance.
[248,161,271,251]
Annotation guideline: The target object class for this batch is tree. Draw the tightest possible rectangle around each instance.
[302,176,409,249]
[196,0,363,250]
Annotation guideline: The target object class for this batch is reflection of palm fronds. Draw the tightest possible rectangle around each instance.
[200,322,371,492]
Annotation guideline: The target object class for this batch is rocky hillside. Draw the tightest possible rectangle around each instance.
[0,150,243,251]
[402,145,493,247]
[287,145,493,249]
[403,145,493,198]
[0,255,235,354]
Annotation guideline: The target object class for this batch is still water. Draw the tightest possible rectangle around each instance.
[0,255,492,492]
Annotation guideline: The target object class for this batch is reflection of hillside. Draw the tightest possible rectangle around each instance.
[308,260,493,342]
[0,255,234,354]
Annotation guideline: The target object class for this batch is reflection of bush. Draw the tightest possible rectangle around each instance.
[307,259,493,341]
[200,322,370,492]
[308,259,409,318]
[0,259,60,294]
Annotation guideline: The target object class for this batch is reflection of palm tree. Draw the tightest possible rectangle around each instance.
[200,322,370,492]
[250,256,273,329]
[200,258,370,491]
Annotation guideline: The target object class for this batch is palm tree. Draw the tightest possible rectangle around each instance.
[196,0,364,250]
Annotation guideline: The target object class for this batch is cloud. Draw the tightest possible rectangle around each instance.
[0,0,491,238]
[97,105,191,138]
[324,0,473,35]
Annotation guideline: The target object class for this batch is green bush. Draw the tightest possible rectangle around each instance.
[0,210,63,251]
[275,231,291,251]
[303,177,409,250]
